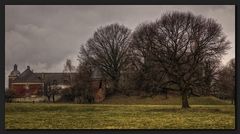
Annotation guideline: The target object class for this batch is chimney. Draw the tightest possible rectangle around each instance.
[27,66,30,70]
[41,73,45,82]
[41,73,44,79]
[14,64,17,70]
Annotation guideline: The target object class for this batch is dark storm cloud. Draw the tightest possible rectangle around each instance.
[5,5,235,87]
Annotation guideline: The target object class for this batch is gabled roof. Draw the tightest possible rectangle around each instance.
[13,68,42,83]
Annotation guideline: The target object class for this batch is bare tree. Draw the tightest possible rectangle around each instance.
[216,58,235,104]
[73,60,93,103]
[51,80,59,102]
[198,59,221,96]
[80,23,131,94]
[131,12,230,108]
[63,59,75,86]
[62,59,76,101]
[44,82,51,102]
[43,81,58,103]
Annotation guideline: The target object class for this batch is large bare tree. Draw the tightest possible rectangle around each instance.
[80,23,131,94]
[131,12,230,108]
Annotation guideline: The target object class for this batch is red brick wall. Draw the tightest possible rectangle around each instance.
[12,84,43,97]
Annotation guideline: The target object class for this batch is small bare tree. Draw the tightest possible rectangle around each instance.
[74,59,93,103]
[63,59,75,86]
[44,82,51,102]
[80,23,131,94]
[44,80,59,103]
[198,59,221,96]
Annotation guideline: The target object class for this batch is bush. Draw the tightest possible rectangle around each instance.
[5,89,16,102]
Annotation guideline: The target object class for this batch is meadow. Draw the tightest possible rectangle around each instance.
[5,96,235,129]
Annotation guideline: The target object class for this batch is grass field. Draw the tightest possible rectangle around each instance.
[5,100,235,129]
[101,95,232,105]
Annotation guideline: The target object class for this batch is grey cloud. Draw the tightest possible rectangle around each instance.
[5,5,235,87]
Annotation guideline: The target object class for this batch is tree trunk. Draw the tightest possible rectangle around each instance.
[165,89,168,99]
[188,89,192,98]
[182,90,190,108]
[113,78,119,93]
[47,96,51,102]
[52,95,55,103]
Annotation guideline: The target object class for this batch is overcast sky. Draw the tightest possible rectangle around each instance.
[5,5,235,87]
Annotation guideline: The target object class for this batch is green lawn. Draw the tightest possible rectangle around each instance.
[101,95,232,105]
[5,103,235,129]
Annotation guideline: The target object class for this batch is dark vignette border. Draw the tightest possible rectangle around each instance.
[0,0,239,134]
[0,0,5,133]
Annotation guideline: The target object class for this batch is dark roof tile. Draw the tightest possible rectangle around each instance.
[13,69,42,83]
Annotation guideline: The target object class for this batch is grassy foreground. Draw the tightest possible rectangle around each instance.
[101,95,232,105]
[5,103,235,129]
